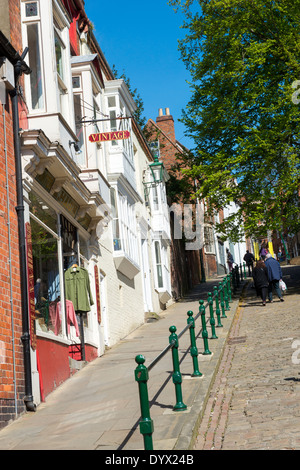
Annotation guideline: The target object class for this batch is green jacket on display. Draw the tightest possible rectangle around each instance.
[64,265,94,312]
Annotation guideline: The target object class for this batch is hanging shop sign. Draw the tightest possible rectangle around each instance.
[25,222,37,351]
[89,130,130,143]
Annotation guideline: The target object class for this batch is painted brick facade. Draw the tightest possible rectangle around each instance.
[146,108,204,298]
[0,0,26,428]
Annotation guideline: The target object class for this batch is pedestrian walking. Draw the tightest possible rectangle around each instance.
[265,253,284,302]
[226,248,234,272]
[252,260,269,306]
[259,244,268,260]
[243,250,255,276]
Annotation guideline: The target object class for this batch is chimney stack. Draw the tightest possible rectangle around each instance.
[156,107,175,143]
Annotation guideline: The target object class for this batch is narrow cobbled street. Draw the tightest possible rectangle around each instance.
[194,264,300,450]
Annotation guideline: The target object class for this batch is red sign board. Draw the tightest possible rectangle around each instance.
[89,130,130,142]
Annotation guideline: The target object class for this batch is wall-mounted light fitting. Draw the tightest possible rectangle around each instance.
[69,140,82,155]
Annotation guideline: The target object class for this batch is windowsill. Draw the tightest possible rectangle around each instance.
[36,329,71,346]
[113,250,140,279]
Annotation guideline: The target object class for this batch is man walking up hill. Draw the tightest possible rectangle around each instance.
[265,253,284,302]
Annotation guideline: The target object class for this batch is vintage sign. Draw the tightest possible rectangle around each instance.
[89,130,130,142]
[25,222,37,351]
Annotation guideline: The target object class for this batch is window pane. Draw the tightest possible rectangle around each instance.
[27,23,44,109]
[54,32,64,79]
[73,94,85,165]
[72,76,81,88]
[26,2,38,17]
[152,186,159,211]
[155,241,163,288]
[93,97,100,132]
[110,188,121,251]
[29,191,57,233]
[110,110,117,131]
[108,96,116,108]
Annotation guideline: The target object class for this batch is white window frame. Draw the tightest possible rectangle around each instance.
[52,2,72,123]
[152,240,170,292]
[111,187,138,265]
[28,207,67,342]
[21,1,46,112]
[72,76,86,166]
[118,193,138,265]
[154,240,164,288]
[106,94,134,162]
[204,225,216,254]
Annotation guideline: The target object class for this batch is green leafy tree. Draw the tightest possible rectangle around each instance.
[169,0,300,240]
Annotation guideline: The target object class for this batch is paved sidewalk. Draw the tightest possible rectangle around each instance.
[194,265,300,450]
[0,272,244,451]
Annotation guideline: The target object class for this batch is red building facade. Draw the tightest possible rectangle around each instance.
[0,0,31,428]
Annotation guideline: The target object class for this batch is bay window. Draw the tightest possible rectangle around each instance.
[110,186,139,272]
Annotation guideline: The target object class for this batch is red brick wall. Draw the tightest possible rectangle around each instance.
[147,115,178,170]
[8,0,22,50]
[0,0,26,429]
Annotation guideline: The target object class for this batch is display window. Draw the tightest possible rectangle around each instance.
[28,192,94,347]
[29,192,63,337]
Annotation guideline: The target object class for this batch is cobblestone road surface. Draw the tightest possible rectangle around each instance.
[194,265,300,450]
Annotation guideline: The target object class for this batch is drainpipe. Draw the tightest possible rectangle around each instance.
[9,51,36,412]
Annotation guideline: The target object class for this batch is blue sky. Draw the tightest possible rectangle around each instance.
[84,0,194,150]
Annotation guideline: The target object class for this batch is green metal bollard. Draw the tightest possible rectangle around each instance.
[219,282,227,318]
[223,278,230,311]
[207,292,218,339]
[199,300,212,355]
[227,274,232,303]
[134,355,154,450]
[231,269,236,293]
[236,265,240,286]
[213,285,223,327]
[169,326,187,411]
[187,311,202,377]
[243,262,246,279]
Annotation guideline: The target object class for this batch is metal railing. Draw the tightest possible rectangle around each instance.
[134,263,247,450]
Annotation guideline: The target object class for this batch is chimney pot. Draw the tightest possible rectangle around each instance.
[165,107,170,116]
[158,108,163,116]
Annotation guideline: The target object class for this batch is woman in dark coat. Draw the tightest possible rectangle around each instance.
[252,260,269,306]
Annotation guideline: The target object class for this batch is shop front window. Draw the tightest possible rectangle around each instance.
[30,215,62,336]
[61,214,79,270]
